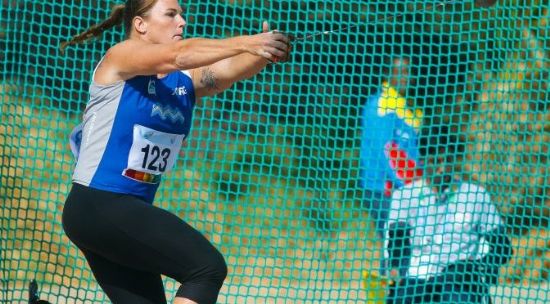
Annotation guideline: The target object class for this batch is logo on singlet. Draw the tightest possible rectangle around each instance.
[151,104,185,124]
[148,80,156,95]
[172,86,188,96]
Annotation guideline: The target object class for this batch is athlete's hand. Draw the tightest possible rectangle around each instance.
[247,21,291,63]
[263,21,292,63]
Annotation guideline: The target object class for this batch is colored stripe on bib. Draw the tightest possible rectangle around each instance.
[123,169,161,184]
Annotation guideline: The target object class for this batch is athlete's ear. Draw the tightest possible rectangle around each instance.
[133,16,148,34]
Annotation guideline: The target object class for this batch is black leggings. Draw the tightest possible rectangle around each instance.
[62,183,227,304]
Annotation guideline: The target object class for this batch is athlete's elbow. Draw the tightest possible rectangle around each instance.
[173,53,197,71]
[216,80,234,93]
[170,40,196,70]
[199,81,232,98]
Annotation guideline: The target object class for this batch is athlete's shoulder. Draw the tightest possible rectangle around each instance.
[107,40,147,54]
[93,42,146,85]
[362,92,381,112]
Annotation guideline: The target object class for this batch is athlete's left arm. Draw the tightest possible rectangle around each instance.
[190,53,271,98]
[190,21,290,98]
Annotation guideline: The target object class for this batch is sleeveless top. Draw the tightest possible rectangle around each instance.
[72,69,196,203]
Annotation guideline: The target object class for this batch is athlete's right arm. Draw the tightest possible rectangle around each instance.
[94,32,289,84]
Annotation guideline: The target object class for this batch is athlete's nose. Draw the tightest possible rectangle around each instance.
[176,14,186,29]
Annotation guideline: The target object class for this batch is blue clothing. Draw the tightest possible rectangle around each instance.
[360,85,422,194]
[72,71,196,203]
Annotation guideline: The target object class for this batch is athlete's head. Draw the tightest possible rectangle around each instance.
[388,56,412,92]
[125,0,186,43]
[418,124,465,191]
[60,0,186,52]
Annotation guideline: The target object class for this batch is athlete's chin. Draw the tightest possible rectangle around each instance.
[172,35,183,41]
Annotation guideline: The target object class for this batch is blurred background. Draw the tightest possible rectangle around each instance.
[1,0,548,303]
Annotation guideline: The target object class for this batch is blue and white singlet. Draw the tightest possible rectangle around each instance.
[72,70,196,203]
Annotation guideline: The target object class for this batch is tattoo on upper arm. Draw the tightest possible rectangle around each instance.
[200,67,220,92]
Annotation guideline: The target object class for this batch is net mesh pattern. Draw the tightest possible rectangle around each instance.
[1,1,548,303]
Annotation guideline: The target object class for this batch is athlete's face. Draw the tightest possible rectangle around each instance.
[389,57,413,94]
[138,0,186,43]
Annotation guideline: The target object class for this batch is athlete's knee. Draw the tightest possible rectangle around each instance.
[176,251,227,304]
[204,250,228,286]
[183,248,227,287]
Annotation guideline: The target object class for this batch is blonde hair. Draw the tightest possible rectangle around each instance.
[59,0,158,53]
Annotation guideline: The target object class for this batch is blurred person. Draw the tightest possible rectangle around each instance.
[384,125,513,304]
[60,1,290,303]
[360,56,423,275]
[360,56,424,235]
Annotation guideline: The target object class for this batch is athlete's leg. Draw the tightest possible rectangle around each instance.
[92,196,227,304]
[80,247,167,303]
[63,183,227,304]
[363,189,391,275]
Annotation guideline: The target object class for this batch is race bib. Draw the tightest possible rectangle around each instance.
[127,125,184,175]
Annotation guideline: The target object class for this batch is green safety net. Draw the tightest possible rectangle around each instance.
[1,0,548,303]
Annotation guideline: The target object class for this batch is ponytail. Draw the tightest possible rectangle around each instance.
[59,4,125,53]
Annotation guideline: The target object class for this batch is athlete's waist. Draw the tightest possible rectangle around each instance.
[72,172,159,203]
